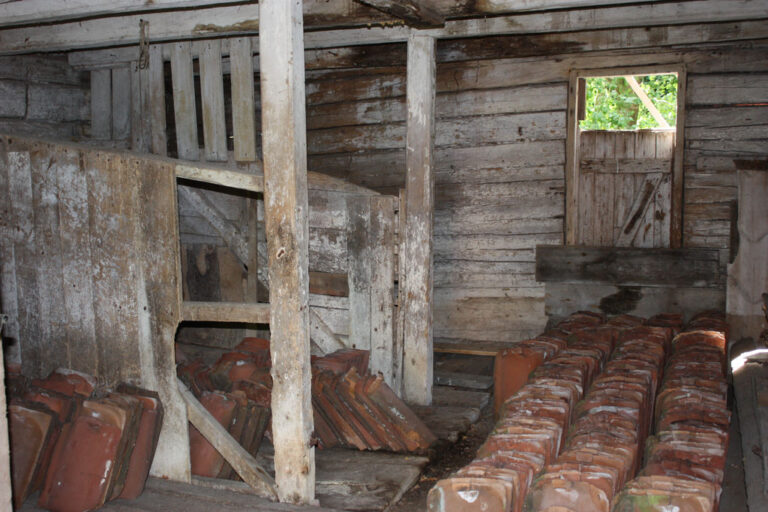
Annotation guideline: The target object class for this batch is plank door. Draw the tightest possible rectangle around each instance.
[578,130,674,248]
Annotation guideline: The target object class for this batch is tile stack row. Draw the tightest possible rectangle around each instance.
[525,323,672,512]
[177,338,436,462]
[8,368,163,511]
[613,311,730,512]
[428,311,622,512]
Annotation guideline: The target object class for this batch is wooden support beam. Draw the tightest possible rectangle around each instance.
[0,0,255,27]
[180,301,270,324]
[624,75,670,128]
[259,0,314,504]
[177,379,277,499]
[5,0,768,54]
[175,164,263,193]
[401,32,436,406]
[354,0,444,28]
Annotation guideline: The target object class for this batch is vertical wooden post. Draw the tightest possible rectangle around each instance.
[727,169,768,341]
[347,196,372,351]
[230,37,257,163]
[259,0,314,504]
[170,42,199,161]
[369,195,396,387]
[197,40,227,162]
[402,32,436,406]
[148,44,167,156]
[131,61,151,153]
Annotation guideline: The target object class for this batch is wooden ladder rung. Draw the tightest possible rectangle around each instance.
[180,301,270,324]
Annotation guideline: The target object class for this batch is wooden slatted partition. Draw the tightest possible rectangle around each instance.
[0,136,190,482]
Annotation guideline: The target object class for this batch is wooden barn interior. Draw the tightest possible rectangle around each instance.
[0,0,767,511]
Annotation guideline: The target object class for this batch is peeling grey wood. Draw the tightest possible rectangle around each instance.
[30,147,68,375]
[178,379,277,499]
[7,151,42,376]
[197,39,228,162]
[259,0,314,503]
[135,157,190,483]
[401,32,436,406]
[346,196,372,351]
[149,45,168,156]
[111,66,131,141]
[0,151,20,366]
[90,69,111,140]
[368,195,396,387]
[230,37,257,163]
[180,301,271,324]
[170,41,199,161]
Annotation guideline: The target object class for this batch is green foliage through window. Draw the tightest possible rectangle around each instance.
[580,74,677,130]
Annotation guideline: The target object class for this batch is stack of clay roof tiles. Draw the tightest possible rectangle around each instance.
[428,310,731,512]
[525,322,672,511]
[177,338,435,465]
[8,368,163,511]
[613,311,730,512]
[428,311,622,512]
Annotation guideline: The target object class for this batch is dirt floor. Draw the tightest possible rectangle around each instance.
[388,402,495,511]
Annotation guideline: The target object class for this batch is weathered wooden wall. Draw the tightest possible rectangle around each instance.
[303,34,768,342]
[0,136,189,481]
[0,54,89,139]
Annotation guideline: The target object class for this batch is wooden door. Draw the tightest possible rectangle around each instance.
[577,130,674,248]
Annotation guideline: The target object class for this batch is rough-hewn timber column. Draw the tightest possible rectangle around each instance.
[402,32,436,406]
[259,0,314,504]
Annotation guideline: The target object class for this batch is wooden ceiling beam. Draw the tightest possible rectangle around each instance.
[2,0,767,55]
[354,1,444,28]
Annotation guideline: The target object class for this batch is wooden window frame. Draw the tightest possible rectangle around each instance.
[565,64,687,247]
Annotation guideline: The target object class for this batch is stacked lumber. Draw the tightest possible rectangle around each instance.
[7,368,163,511]
[427,312,620,512]
[177,338,435,458]
[525,325,671,512]
[613,311,730,512]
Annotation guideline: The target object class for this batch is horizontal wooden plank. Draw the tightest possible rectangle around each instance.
[535,245,723,287]
[688,74,768,105]
[434,295,546,333]
[580,158,671,174]
[544,282,725,321]
[176,164,263,193]
[434,370,493,390]
[686,106,768,128]
[309,271,349,297]
[180,301,270,324]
